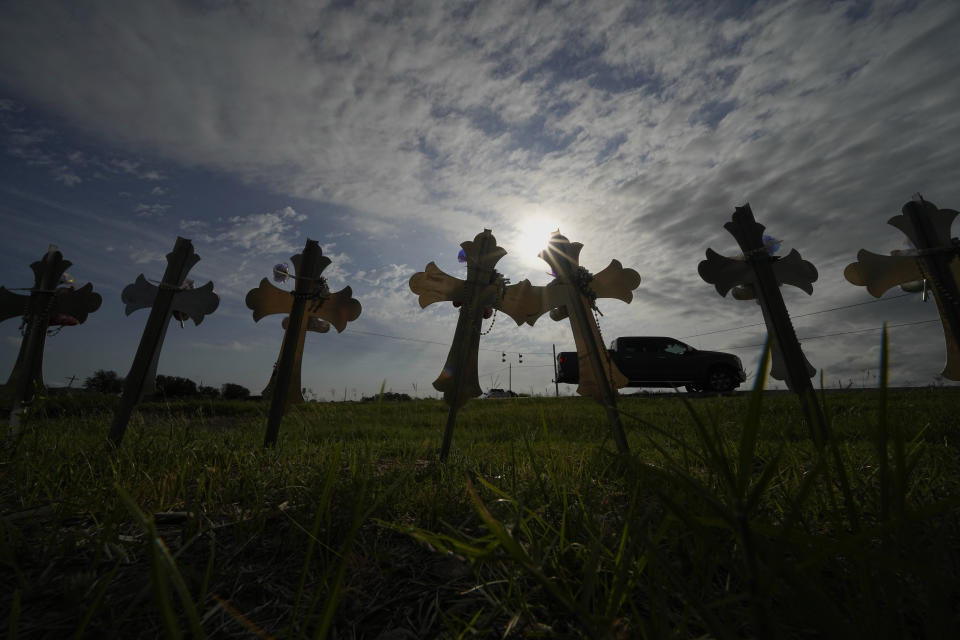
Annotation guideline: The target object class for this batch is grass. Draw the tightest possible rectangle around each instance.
[1,364,959,637]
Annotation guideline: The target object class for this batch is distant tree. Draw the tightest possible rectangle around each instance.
[155,375,198,398]
[221,383,251,400]
[84,369,124,394]
[197,385,220,399]
[361,391,412,402]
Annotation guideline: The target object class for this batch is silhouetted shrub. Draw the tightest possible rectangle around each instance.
[221,383,251,400]
[155,375,197,398]
[83,369,124,394]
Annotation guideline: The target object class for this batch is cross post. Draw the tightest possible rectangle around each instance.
[409,229,518,460]
[109,237,218,445]
[246,239,361,447]
[699,204,827,442]
[527,231,640,455]
[2,246,101,437]
[844,197,960,379]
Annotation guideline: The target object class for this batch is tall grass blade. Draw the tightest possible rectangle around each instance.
[7,589,20,640]
[464,476,598,636]
[116,485,205,639]
[877,323,891,521]
[291,450,340,630]
[73,559,122,639]
[738,338,771,500]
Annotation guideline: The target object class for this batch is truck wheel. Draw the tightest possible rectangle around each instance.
[706,366,737,393]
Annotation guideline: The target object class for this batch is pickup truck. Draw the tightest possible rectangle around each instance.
[556,336,746,393]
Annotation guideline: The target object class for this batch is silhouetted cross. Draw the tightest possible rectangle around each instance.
[698,220,817,387]
[519,231,641,454]
[246,239,361,447]
[699,204,826,441]
[121,271,219,395]
[845,197,960,380]
[109,237,218,445]
[2,246,101,435]
[410,229,541,460]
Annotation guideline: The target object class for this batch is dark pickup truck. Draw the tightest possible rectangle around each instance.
[556,336,746,393]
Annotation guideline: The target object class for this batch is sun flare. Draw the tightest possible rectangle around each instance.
[513,216,560,270]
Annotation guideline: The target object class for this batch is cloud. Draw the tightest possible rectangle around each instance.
[52,165,82,186]
[1,102,168,188]
[213,206,307,254]
[134,202,169,217]
[129,247,167,264]
[319,250,352,286]
[179,219,207,231]
[151,186,168,196]
[109,158,165,181]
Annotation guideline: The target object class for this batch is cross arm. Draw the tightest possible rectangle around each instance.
[590,260,642,303]
[313,286,362,332]
[0,286,27,323]
[698,248,753,297]
[498,279,546,325]
[171,281,220,326]
[51,283,102,323]
[246,278,293,321]
[409,262,465,308]
[843,250,921,298]
[122,275,157,315]
[769,249,818,295]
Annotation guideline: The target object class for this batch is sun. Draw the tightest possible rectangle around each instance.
[513,215,560,269]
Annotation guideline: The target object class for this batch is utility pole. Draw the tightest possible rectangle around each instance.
[501,351,523,394]
[552,344,559,397]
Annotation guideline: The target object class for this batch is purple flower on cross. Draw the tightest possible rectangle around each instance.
[762,235,782,255]
[273,263,291,284]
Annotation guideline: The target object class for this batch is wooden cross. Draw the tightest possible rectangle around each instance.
[698,204,827,441]
[844,196,960,380]
[409,229,541,460]
[2,245,101,436]
[517,231,641,454]
[700,236,818,387]
[120,274,219,396]
[109,237,219,445]
[246,239,361,447]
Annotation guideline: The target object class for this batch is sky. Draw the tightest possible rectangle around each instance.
[1,0,959,400]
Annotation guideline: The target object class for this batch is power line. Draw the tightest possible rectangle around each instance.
[346,328,552,355]
[716,318,940,351]
[679,292,915,340]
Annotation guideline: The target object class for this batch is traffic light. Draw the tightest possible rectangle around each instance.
[501,352,506,362]
[518,353,523,363]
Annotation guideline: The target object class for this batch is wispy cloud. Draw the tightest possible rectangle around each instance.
[179,219,207,231]
[212,206,307,254]
[129,247,167,264]
[192,340,253,352]
[134,202,169,217]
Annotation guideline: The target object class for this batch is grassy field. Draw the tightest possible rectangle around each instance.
[1,380,959,638]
